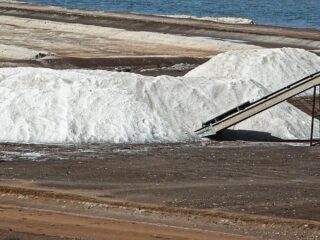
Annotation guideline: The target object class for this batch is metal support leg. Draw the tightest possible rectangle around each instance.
[318,85,320,145]
[310,86,316,146]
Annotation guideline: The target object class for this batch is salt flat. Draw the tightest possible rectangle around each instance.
[0,15,259,60]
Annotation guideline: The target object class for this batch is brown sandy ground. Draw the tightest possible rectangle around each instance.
[0,142,319,240]
[0,206,253,240]
[0,228,70,240]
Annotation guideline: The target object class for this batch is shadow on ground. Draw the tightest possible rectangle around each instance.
[208,129,282,142]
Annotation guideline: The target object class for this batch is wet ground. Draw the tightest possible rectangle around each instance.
[0,56,207,76]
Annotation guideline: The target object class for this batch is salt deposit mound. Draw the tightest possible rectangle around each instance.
[162,15,254,24]
[0,48,319,144]
[185,48,320,92]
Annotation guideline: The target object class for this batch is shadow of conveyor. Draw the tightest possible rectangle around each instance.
[208,129,320,143]
[208,129,282,142]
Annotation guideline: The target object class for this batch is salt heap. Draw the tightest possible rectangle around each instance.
[0,48,319,144]
[186,48,320,139]
[162,15,254,24]
[185,48,320,91]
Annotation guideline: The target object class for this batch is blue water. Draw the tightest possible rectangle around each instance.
[22,0,320,29]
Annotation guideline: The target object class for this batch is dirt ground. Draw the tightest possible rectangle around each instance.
[0,56,208,77]
[0,206,253,240]
[0,141,319,220]
[0,142,319,240]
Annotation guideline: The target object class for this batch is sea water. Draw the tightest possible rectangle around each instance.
[21,0,319,29]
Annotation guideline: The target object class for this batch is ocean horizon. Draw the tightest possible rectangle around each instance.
[20,0,320,29]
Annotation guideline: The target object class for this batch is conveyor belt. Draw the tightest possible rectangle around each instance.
[196,71,320,137]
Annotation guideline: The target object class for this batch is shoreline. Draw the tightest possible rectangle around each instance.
[0,1,319,42]
[7,0,320,31]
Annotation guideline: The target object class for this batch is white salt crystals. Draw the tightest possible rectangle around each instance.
[0,48,319,143]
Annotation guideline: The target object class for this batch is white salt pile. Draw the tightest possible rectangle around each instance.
[0,48,319,144]
[0,44,50,60]
[162,15,254,24]
[185,48,320,92]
